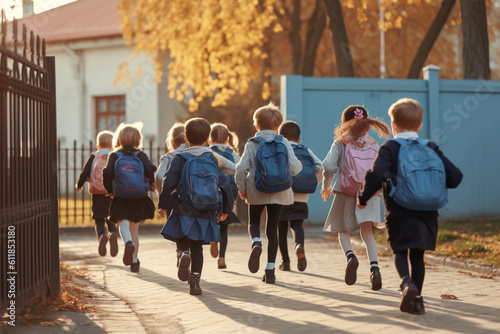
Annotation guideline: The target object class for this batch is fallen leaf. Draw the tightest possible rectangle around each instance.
[440,294,458,300]
[41,321,60,327]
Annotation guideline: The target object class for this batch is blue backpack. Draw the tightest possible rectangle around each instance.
[250,135,292,193]
[291,144,317,194]
[210,145,239,201]
[177,152,222,211]
[389,138,448,211]
[113,151,150,199]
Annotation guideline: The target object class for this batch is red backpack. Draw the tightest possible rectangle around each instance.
[89,153,108,195]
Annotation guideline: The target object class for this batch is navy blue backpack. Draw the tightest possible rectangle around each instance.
[291,144,317,194]
[177,152,222,211]
[210,145,239,201]
[389,138,447,211]
[113,151,150,199]
[250,135,292,193]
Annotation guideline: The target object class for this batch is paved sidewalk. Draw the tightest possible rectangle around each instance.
[5,227,500,333]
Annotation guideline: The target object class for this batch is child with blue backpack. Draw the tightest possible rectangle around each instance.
[321,106,390,290]
[235,103,302,284]
[159,117,233,295]
[103,122,157,273]
[208,122,241,269]
[277,121,323,272]
[358,98,462,315]
[76,130,118,257]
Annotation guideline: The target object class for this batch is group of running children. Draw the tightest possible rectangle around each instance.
[77,97,463,315]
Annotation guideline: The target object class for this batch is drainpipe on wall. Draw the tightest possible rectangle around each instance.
[62,44,87,142]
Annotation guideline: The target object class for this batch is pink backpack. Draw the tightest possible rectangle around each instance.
[89,153,108,195]
[340,140,378,196]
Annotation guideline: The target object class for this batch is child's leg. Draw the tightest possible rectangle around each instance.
[118,220,132,243]
[278,220,290,263]
[409,248,425,295]
[359,222,379,268]
[118,220,134,266]
[395,249,419,313]
[360,221,381,290]
[264,204,282,268]
[394,249,410,278]
[219,224,228,258]
[290,220,305,247]
[176,237,191,282]
[106,218,117,233]
[248,204,265,241]
[95,218,106,239]
[129,221,140,263]
[190,240,204,274]
[338,230,358,285]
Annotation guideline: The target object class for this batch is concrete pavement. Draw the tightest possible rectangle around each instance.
[4,226,500,333]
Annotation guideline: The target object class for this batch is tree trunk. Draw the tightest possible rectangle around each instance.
[322,0,354,77]
[407,0,456,79]
[289,0,302,74]
[302,0,327,76]
[460,0,490,79]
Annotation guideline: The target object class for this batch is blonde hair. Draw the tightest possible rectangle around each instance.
[113,122,144,151]
[165,122,185,152]
[96,130,113,149]
[253,102,283,131]
[210,123,240,155]
[334,105,390,143]
[388,98,423,131]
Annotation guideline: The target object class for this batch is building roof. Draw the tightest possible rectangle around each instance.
[12,0,122,44]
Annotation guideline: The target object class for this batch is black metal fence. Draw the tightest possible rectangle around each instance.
[0,17,59,311]
[58,139,165,226]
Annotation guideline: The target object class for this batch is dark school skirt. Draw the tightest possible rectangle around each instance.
[385,216,438,253]
[161,215,220,244]
[279,202,308,222]
[108,196,155,223]
[91,194,111,220]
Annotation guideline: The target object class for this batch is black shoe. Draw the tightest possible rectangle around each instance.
[98,234,108,256]
[108,232,118,257]
[370,267,382,291]
[130,259,140,273]
[248,241,262,273]
[262,269,276,284]
[177,251,191,282]
[123,241,134,266]
[413,296,425,315]
[345,256,359,285]
[188,273,202,295]
[279,262,291,271]
[400,277,418,313]
[295,244,307,272]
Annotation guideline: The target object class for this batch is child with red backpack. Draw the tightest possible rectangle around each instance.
[235,103,302,284]
[321,105,390,290]
[277,121,323,272]
[208,122,241,270]
[358,98,462,314]
[102,122,157,273]
[159,118,234,295]
[76,130,118,257]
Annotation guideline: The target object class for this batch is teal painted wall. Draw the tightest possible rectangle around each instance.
[281,67,500,223]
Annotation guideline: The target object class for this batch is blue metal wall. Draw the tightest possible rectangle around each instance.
[281,66,500,223]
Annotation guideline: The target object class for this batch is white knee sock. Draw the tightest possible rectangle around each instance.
[338,231,352,256]
[360,222,379,266]
[119,220,132,244]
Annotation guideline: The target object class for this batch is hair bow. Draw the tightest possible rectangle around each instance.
[354,108,364,119]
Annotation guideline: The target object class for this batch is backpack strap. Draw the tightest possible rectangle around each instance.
[250,135,283,144]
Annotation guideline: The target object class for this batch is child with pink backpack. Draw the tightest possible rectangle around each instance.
[321,105,389,290]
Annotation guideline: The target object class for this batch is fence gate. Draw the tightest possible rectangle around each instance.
[0,16,59,312]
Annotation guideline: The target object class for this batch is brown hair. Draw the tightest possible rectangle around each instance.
[165,122,185,152]
[113,122,143,150]
[278,121,300,142]
[210,122,240,155]
[334,105,390,143]
[97,130,114,149]
[388,98,423,131]
[253,102,283,131]
[185,117,211,146]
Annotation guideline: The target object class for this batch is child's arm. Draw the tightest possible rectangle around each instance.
[216,153,236,176]
[358,144,393,206]
[309,148,324,184]
[158,156,183,217]
[102,152,118,196]
[218,167,233,215]
[429,142,463,189]
[285,140,302,176]
[235,141,253,199]
[321,141,342,195]
[75,155,94,191]
[137,151,157,184]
